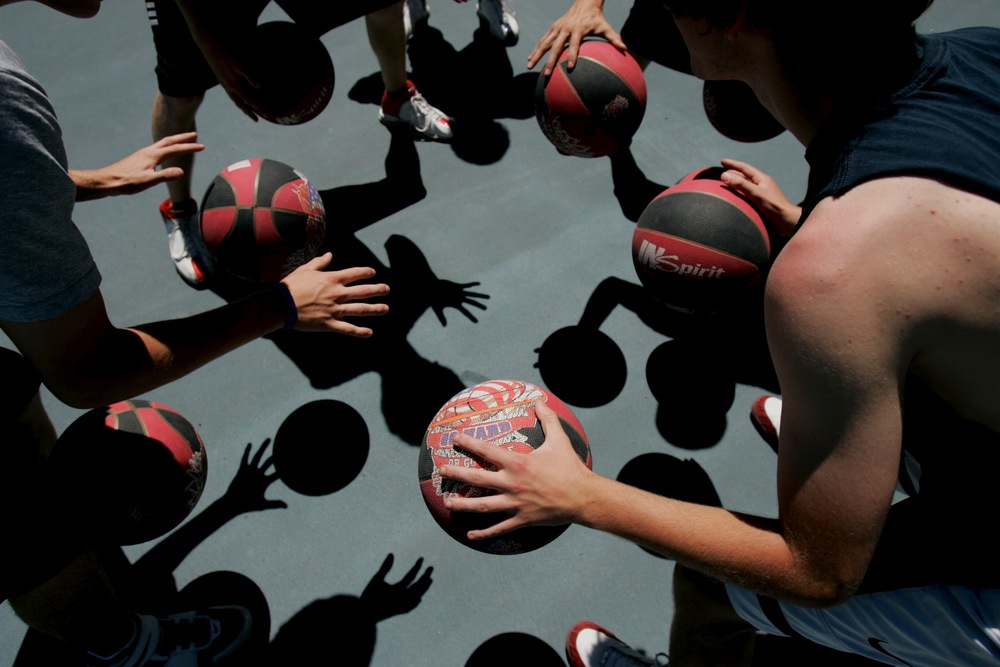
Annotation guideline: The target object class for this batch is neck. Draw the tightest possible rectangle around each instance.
[739,47,831,148]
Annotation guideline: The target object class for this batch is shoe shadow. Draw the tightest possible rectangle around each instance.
[348,22,538,165]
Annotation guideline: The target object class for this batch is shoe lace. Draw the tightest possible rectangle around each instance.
[156,613,221,656]
[408,93,447,130]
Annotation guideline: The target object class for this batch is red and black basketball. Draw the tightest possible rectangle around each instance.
[49,400,207,546]
[199,158,326,284]
[418,380,591,555]
[252,21,335,126]
[535,39,647,157]
[632,168,771,313]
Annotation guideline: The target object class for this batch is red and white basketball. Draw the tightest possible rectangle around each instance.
[252,21,335,126]
[50,400,207,546]
[418,380,591,555]
[632,168,771,313]
[535,39,647,157]
[199,158,326,284]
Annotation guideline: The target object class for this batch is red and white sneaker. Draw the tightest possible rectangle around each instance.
[159,198,214,288]
[750,395,782,453]
[566,621,668,667]
[378,81,453,142]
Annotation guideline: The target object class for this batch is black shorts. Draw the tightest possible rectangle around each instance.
[620,0,692,74]
[146,0,399,98]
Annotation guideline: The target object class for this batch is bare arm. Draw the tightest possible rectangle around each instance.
[170,0,266,120]
[69,133,204,202]
[527,0,627,76]
[440,190,908,605]
[1,253,389,408]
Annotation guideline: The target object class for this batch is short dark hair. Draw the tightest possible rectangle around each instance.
[667,0,934,96]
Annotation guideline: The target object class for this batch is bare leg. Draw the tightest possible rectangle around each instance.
[151,91,204,204]
[6,391,134,656]
[365,1,408,93]
[669,564,756,666]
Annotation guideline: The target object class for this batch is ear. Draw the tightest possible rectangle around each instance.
[724,0,751,40]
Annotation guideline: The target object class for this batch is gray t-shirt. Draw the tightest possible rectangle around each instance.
[0,40,100,322]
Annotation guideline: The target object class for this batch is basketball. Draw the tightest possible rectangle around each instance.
[418,380,591,555]
[534,39,647,157]
[199,158,326,284]
[252,21,335,126]
[701,80,784,143]
[48,400,207,546]
[632,168,771,313]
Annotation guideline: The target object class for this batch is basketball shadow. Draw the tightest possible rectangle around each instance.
[347,23,537,165]
[465,632,565,667]
[206,130,488,446]
[535,276,778,450]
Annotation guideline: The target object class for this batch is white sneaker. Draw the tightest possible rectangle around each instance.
[159,198,214,288]
[566,621,668,667]
[403,0,429,40]
[379,82,453,142]
[87,607,251,667]
[749,395,782,452]
[476,0,518,45]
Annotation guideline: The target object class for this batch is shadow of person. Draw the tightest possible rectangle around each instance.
[348,22,538,165]
[207,129,489,446]
[12,438,285,665]
[267,553,433,666]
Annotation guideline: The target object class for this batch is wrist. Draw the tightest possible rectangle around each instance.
[273,282,298,330]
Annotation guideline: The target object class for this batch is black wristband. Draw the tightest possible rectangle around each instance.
[274,282,298,330]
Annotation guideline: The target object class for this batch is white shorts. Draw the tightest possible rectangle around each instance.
[727,583,1000,665]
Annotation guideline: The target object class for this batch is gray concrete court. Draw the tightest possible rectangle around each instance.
[2,1,999,665]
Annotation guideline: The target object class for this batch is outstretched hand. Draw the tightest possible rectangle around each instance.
[281,253,391,336]
[430,280,489,326]
[527,0,627,76]
[219,438,288,514]
[70,132,205,202]
[720,159,801,236]
[360,554,434,622]
[437,400,594,541]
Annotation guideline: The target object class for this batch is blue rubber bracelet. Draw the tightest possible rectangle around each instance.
[274,282,297,331]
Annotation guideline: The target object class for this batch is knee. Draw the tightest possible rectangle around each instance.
[155,91,204,124]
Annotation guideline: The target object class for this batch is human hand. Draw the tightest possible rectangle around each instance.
[430,280,489,326]
[219,439,288,514]
[360,554,434,622]
[70,133,204,202]
[437,400,594,541]
[281,253,390,336]
[719,158,801,236]
[527,0,626,76]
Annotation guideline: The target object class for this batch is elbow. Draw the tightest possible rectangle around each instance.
[43,375,118,410]
[790,572,862,609]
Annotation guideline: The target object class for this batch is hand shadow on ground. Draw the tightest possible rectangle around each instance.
[348,21,538,165]
[207,128,489,446]
[534,276,778,450]
[12,433,436,666]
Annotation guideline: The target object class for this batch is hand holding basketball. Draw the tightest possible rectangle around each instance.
[440,400,594,540]
[527,2,627,75]
[280,253,390,336]
[719,159,801,236]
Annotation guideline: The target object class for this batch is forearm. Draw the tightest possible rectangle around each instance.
[99,290,286,402]
[47,289,285,408]
[69,169,120,202]
[575,474,846,606]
